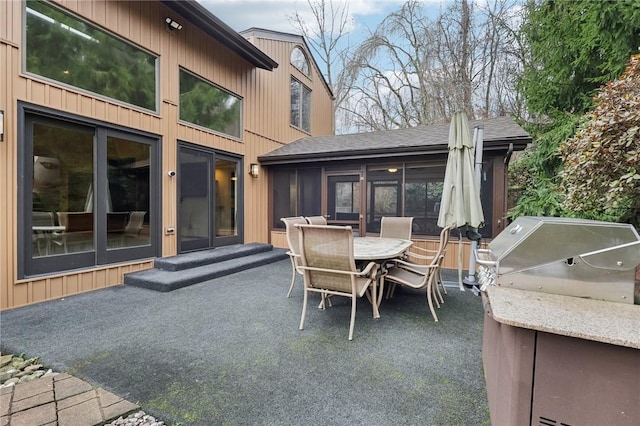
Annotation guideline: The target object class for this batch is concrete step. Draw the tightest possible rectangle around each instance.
[154,242,275,271]
[124,244,288,292]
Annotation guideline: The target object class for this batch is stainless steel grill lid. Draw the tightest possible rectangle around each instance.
[477,216,640,304]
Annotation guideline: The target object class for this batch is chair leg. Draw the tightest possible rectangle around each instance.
[432,285,441,309]
[348,295,356,341]
[431,273,443,307]
[386,282,397,299]
[299,289,308,331]
[287,258,296,298]
[426,281,439,322]
[438,270,447,295]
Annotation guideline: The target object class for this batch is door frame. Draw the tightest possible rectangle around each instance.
[177,142,243,253]
[323,169,365,233]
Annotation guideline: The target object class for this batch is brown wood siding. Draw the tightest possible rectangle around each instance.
[244,36,335,142]
[1,1,334,309]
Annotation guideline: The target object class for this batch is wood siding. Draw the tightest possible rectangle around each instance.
[1,0,334,309]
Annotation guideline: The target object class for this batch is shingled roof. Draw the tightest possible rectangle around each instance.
[259,115,531,165]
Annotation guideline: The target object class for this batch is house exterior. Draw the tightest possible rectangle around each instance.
[262,116,532,269]
[0,0,334,310]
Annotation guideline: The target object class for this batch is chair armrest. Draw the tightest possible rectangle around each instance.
[298,262,378,278]
[410,246,437,254]
[388,259,438,276]
[406,251,435,262]
[358,261,378,276]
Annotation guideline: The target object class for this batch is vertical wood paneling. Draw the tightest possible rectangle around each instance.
[3,1,334,309]
[50,277,64,299]
[66,275,79,294]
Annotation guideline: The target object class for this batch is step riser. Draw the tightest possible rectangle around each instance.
[155,243,274,271]
[124,248,288,292]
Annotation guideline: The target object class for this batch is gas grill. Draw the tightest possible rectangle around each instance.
[475,216,640,304]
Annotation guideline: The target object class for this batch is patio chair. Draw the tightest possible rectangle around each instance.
[406,225,453,302]
[280,216,308,297]
[32,212,63,255]
[304,215,327,225]
[384,253,442,322]
[380,216,414,240]
[120,211,146,246]
[296,224,378,340]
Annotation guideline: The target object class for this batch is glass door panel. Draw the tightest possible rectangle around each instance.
[366,165,403,233]
[106,136,150,249]
[326,173,362,233]
[32,122,94,257]
[214,158,238,238]
[179,147,213,252]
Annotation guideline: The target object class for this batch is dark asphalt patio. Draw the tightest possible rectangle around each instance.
[0,260,488,425]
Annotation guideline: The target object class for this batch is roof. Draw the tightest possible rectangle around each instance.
[240,28,335,99]
[161,1,278,71]
[258,115,532,165]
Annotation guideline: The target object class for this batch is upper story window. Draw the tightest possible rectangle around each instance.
[179,69,242,139]
[290,46,310,76]
[291,78,311,133]
[25,0,158,111]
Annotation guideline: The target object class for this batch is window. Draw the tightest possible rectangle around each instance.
[179,69,242,139]
[403,164,445,235]
[19,106,159,277]
[272,168,321,228]
[291,78,311,132]
[290,46,310,76]
[25,0,157,111]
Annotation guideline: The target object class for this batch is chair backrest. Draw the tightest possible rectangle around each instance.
[425,225,453,268]
[380,216,413,240]
[305,216,327,225]
[57,212,93,232]
[33,212,54,226]
[124,211,146,236]
[281,217,308,255]
[297,224,356,293]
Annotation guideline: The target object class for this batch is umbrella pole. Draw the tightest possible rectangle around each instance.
[464,125,484,288]
[458,233,465,291]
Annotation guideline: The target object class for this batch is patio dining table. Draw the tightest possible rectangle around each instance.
[353,236,413,317]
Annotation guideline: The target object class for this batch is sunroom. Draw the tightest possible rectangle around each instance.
[261,115,531,258]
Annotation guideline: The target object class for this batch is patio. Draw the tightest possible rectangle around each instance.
[0,259,488,425]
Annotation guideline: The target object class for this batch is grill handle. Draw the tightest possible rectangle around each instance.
[475,248,497,267]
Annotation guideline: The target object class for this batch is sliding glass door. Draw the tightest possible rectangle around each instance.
[178,144,242,253]
[19,107,160,277]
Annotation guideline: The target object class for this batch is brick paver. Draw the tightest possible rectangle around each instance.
[1,373,141,425]
[10,402,57,426]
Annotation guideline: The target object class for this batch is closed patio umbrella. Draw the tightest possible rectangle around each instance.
[437,111,484,290]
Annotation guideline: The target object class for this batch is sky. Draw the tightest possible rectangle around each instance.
[198,0,436,41]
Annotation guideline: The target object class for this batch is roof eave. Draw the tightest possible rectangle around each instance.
[258,138,531,166]
[161,0,278,71]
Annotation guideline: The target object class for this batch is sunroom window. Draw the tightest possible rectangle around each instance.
[179,69,242,139]
[25,0,158,111]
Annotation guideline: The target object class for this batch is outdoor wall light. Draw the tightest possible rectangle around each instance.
[165,17,183,31]
[249,163,259,178]
[387,168,398,173]
[0,110,4,142]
